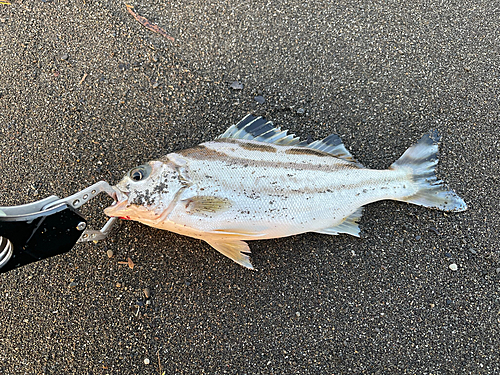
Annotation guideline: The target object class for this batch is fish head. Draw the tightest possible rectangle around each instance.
[104,160,185,221]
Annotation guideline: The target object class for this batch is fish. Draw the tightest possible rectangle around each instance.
[104,115,467,269]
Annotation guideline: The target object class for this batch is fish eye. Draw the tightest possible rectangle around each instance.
[131,169,144,181]
[129,165,150,182]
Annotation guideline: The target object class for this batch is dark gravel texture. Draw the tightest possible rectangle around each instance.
[1,0,499,374]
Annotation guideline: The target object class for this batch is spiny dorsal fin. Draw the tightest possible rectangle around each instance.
[217,114,302,146]
[218,115,362,166]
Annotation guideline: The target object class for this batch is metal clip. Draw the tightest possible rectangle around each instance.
[42,181,119,242]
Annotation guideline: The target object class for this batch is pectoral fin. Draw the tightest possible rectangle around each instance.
[204,238,254,269]
[314,207,364,237]
[183,196,231,214]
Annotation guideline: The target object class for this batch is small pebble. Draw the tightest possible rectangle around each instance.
[68,281,78,289]
[254,95,265,104]
[144,358,150,365]
[445,252,452,258]
[469,248,477,255]
[296,108,305,114]
[496,268,500,274]
[60,53,69,61]
[143,287,151,299]
[374,328,381,333]
[429,227,440,235]
[145,300,151,306]
[415,235,421,240]
[230,81,243,90]
[106,249,114,258]
[295,311,300,317]
[449,263,458,271]
[116,282,122,288]
[152,81,159,89]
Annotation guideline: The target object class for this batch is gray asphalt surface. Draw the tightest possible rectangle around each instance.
[0,0,499,373]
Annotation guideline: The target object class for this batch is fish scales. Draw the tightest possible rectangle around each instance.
[105,115,467,269]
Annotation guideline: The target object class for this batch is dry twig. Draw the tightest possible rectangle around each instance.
[126,4,175,42]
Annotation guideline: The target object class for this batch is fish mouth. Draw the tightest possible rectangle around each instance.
[104,186,130,217]
[110,186,129,204]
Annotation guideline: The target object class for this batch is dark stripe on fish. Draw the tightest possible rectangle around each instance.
[176,145,228,159]
[285,148,329,157]
[177,140,362,173]
[239,142,277,153]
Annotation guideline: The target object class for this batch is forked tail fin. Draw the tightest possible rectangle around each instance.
[390,131,467,212]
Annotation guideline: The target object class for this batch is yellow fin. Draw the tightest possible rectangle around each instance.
[204,239,254,269]
[184,196,231,214]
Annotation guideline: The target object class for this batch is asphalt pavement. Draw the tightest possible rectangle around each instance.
[0,0,499,373]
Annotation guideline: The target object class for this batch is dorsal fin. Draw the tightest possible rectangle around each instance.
[297,135,363,167]
[218,115,363,166]
[217,114,302,146]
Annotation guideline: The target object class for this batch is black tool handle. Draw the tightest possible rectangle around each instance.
[0,204,86,273]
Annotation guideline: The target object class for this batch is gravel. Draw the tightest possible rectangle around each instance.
[1,0,499,374]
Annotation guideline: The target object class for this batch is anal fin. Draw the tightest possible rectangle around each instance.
[314,207,364,237]
[204,238,254,269]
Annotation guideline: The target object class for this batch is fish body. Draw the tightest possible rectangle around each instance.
[105,115,467,269]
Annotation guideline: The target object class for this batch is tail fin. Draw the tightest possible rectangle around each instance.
[390,131,467,212]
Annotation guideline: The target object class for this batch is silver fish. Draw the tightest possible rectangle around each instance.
[105,115,467,269]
